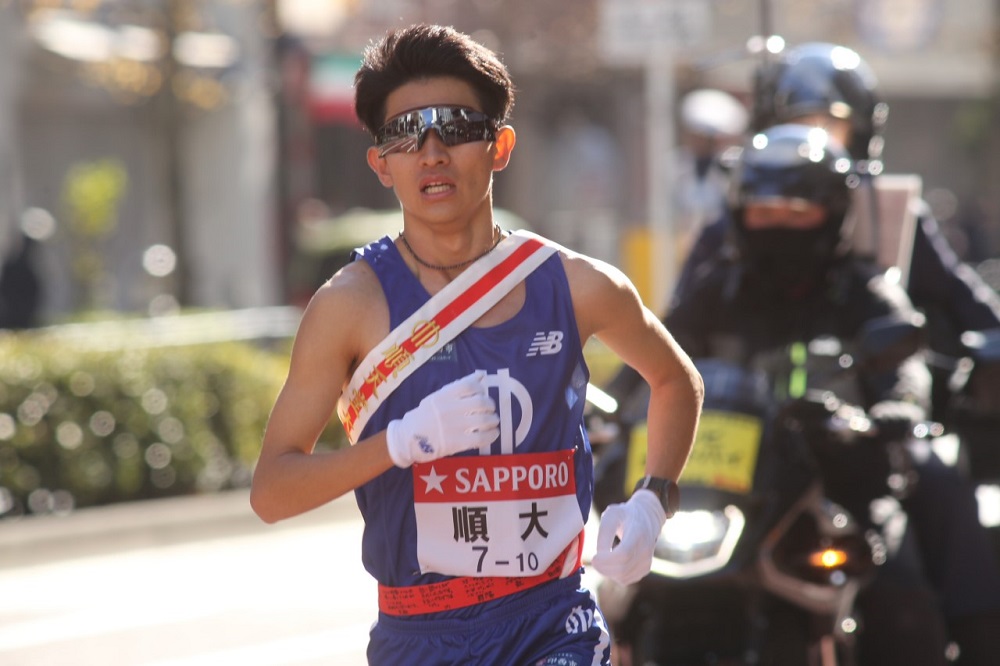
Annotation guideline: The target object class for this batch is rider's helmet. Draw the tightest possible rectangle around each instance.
[752,42,888,171]
[728,123,858,289]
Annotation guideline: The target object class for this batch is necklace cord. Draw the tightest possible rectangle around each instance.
[400,225,504,271]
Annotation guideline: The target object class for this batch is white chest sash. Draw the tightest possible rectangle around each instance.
[336,230,558,444]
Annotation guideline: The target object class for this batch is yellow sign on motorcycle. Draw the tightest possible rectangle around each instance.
[626,409,763,495]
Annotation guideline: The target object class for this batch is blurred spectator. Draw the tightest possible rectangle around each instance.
[673,88,748,245]
[0,232,42,329]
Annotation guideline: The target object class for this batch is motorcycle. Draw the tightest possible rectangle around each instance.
[927,327,1000,559]
[931,327,1000,478]
[589,321,947,666]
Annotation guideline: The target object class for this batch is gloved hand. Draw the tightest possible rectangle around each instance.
[591,489,666,586]
[386,371,500,468]
[868,400,924,441]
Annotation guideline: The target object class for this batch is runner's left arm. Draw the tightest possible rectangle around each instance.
[566,252,703,489]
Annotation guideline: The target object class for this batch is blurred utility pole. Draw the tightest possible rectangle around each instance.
[991,0,1000,246]
[158,0,190,305]
[597,0,710,310]
[0,4,25,260]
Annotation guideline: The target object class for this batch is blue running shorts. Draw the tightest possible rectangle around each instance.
[367,576,611,666]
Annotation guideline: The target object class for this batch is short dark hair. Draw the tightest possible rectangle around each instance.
[354,24,515,136]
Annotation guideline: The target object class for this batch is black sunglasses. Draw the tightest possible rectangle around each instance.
[375,106,498,157]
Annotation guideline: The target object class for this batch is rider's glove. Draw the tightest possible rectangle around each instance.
[591,489,666,586]
[386,371,500,468]
[868,400,924,442]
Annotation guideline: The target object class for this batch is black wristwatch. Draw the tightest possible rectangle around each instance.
[633,475,680,519]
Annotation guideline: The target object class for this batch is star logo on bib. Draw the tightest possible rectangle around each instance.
[420,466,447,494]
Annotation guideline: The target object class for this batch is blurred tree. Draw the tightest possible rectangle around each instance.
[61,158,128,309]
[26,0,279,310]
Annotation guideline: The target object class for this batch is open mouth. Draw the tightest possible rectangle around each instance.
[422,182,453,195]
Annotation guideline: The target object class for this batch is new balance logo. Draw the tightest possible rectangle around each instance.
[527,331,564,357]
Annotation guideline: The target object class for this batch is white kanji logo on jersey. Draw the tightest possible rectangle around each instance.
[480,368,532,455]
[526,331,564,357]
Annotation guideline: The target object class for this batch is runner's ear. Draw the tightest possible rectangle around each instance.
[492,126,516,171]
[367,146,394,188]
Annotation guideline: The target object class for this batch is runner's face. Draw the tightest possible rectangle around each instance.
[367,77,514,227]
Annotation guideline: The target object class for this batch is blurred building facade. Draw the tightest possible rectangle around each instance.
[0,0,998,320]
[1,0,282,320]
[287,0,1000,306]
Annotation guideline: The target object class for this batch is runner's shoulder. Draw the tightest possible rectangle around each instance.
[302,260,386,330]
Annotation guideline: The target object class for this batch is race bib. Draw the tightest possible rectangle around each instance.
[413,449,585,577]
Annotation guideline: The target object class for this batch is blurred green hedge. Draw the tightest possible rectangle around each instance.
[0,333,345,518]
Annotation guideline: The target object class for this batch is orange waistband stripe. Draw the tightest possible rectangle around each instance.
[378,532,583,616]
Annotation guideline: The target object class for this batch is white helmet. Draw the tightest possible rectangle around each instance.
[680,89,749,138]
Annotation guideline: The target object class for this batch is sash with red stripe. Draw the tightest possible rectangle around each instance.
[336,230,558,444]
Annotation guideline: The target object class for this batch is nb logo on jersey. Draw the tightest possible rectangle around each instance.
[527,331,564,357]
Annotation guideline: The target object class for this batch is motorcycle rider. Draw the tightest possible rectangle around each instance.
[661,42,1000,664]
[752,42,1000,423]
[676,42,1000,420]
[604,123,1000,664]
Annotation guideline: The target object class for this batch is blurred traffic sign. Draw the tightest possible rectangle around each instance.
[597,0,711,66]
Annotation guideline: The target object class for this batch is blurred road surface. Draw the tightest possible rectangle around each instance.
[0,491,376,666]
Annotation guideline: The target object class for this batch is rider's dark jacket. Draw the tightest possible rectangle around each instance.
[664,253,930,411]
[609,252,930,417]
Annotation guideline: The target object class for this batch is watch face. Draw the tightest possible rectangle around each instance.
[637,476,679,518]
[664,480,679,518]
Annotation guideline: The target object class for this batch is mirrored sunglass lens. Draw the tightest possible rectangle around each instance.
[376,114,419,152]
[376,108,494,155]
[377,135,419,156]
[437,119,478,145]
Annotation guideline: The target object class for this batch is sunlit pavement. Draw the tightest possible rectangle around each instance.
[0,491,377,666]
[2,480,993,666]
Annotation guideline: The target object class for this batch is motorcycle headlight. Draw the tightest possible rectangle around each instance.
[650,506,745,578]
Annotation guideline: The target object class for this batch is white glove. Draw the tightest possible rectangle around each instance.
[591,489,667,585]
[386,371,500,468]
